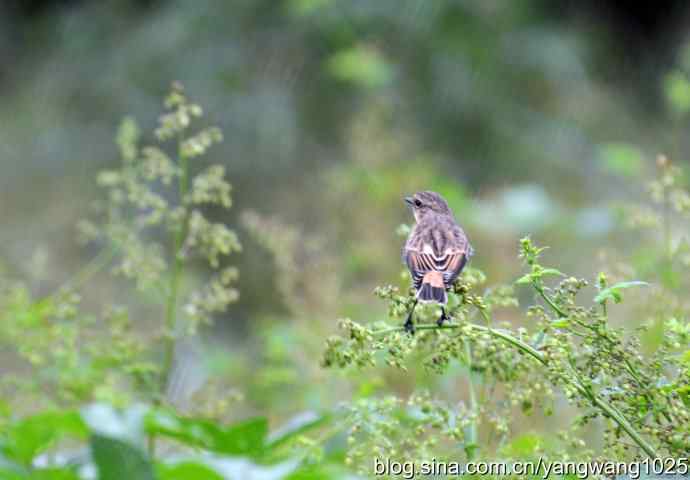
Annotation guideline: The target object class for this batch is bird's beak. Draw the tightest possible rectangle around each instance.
[404,196,415,206]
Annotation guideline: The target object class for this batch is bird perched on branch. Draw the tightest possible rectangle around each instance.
[402,191,473,333]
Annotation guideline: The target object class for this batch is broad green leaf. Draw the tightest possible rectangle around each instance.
[3,411,88,466]
[266,413,330,451]
[157,462,223,480]
[594,281,649,304]
[145,412,220,452]
[90,435,155,480]
[216,418,268,456]
[515,274,532,285]
[146,411,268,458]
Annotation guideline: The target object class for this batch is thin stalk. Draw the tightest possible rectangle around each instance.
[161,141,190,399]
[372,323,544,376]
[534,283,568,318]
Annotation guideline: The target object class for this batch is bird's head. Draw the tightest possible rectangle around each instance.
[404,191,452,221]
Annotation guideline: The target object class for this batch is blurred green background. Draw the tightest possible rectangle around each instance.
[2,0,690,457]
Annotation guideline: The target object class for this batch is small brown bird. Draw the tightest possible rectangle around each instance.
[402,191,473,333]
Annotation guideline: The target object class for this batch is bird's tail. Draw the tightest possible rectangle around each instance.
[417,271,447,304]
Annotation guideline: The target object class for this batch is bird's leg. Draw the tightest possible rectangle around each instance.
[437,306,449,327]
[404,299,418,334]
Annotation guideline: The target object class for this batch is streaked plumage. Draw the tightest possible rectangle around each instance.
[402,191,473,332]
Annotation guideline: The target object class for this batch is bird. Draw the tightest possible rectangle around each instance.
[402,191,473,333]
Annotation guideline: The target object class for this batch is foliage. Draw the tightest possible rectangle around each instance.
[2,46,690,476]
[0,85,373,480]
[0,404,334,479]
[323,223,690,469]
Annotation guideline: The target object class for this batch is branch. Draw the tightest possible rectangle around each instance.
[533,283,568,318]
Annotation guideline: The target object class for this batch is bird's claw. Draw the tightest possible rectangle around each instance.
[404,318,415,335]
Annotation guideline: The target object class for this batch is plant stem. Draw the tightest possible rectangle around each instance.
[161,142,190,399]
[534,284,567,318]
[374,322,545,362]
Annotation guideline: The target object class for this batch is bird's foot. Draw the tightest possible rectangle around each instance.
[404,317,415,335]
[437,308,450,327]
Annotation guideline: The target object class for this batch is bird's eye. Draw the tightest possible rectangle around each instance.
[414,199,422,207]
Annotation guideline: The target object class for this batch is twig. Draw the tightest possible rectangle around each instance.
[533,284,568,318]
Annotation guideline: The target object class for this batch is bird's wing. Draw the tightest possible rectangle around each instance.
[404,246,469,289]
[404,248,427,290]
[442,250,468,286]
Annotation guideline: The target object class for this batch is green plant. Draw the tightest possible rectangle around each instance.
[322,222,690,469]
[3,73,690,479]
[1,84,241,411]
[0,85,358,476]
[0,402,335,479]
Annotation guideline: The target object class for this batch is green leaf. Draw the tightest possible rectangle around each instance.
[3,411,88,466]
[146,411,268,458]
[218,417,268,456]
[266,413,330,451]
[90,435,155,480]
[515,268,562,286]
[157,462,224,480]
[540,268,564,277]
[594,281,649,304]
